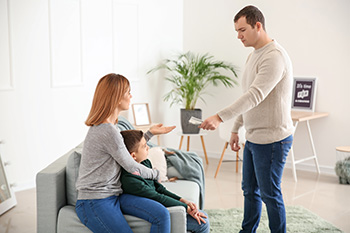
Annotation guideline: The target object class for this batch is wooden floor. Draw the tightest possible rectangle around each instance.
[1,157,350,233]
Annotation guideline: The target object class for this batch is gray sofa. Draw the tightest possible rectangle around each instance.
[36,142,200,233]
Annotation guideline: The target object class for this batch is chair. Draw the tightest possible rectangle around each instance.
[214,118,246,178]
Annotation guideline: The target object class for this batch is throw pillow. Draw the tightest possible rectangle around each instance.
[147,147,168,182]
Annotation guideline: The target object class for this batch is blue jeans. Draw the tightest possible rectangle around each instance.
[240,135,293,233]
[187,210,210,233]
[76,194,170,233]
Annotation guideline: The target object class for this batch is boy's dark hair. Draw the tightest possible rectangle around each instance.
[120,130,144,153]
[234,5,266,31]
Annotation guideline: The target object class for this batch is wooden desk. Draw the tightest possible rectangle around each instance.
[178,132,209,164]
[290,111,329,182]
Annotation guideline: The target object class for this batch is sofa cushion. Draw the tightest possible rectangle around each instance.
[147,147,168,181]
[162,180,200,208]
[66,149,82,206]
[57,203,188,233]
[58,205,92,233]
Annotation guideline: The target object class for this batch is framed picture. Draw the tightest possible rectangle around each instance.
[291,77,317,112]
[132,103,151,126]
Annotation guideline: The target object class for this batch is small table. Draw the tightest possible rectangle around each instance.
[178,132,209,164]
[290,111,329,182]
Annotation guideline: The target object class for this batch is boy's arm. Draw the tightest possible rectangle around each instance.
[121,172,187,209]
[154,181,182,200]
[142,159,183,201]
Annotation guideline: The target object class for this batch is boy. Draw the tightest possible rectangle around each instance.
[120,130,210,233]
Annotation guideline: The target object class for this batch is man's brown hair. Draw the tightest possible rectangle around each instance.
[85,73,130,126]
[120,130,144,153]
[234,5,266,31]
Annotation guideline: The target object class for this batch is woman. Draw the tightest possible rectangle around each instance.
[75,73,175,233]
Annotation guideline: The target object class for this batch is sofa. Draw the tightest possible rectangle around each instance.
[36,132,202,233]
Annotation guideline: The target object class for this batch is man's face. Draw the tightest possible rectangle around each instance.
[234,16,259,48]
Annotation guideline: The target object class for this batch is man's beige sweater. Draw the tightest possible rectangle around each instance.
[218,40,294,144]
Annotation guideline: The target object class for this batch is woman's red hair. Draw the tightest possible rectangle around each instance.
[85,73,129,126]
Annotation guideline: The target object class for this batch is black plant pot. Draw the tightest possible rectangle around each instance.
[180,108,202,134]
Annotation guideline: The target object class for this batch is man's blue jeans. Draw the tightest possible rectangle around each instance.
[240,135,293,233]
[76,194,170,233]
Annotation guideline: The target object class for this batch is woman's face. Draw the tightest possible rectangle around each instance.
[119,88,132,111]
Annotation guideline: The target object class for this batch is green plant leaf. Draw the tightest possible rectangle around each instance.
[147,51,239,109]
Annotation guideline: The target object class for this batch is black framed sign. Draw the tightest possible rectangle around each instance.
[291,77,317,111]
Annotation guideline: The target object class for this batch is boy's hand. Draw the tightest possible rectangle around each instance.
[149,124,176,135]
[180,198,197,211]
[188,208,207,225]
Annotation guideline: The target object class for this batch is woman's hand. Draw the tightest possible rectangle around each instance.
[149,124,176,135]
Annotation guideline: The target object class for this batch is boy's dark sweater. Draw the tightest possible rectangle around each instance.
[121,159,187,209]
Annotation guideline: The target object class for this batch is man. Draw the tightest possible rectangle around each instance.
[200,5,294,233]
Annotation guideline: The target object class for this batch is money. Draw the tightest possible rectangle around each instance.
[189,116,203,125]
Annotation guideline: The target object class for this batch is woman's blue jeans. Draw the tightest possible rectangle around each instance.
[240,135,293,233]
[76,194,170,233]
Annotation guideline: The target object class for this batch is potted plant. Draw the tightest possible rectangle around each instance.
[148,51,238,134]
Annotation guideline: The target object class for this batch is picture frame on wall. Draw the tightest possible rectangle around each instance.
[132,103,151,126]
[291,77,317,112]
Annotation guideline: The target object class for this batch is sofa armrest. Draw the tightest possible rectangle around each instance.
[36,152,71,233]
[168,206,187,233]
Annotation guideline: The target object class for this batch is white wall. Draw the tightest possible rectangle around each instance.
[182,0,350,173]
[1,0,349,191]
[0,0,183,191]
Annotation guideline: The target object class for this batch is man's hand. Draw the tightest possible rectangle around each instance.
[230,132,241,152]
[149,124,176,135]
[199,114,223,130]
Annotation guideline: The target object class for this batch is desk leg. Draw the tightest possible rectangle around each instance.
[179,136,184,150]
[291,121,299,182]
[290,146,298,182]
[187,136,190,151]
[200,136,209,164]
[306,120,321,174]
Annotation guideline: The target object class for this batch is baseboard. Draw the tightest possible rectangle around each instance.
[12,180,35,192]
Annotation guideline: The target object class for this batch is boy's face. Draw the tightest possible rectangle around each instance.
[132,137,149,163]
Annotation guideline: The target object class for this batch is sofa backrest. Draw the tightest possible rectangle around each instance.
[66,148,82,206]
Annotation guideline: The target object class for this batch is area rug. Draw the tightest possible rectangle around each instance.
[205,206,343,233]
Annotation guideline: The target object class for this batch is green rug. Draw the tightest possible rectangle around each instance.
[205,206,343,233]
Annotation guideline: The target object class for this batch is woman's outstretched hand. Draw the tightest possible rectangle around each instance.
[149,124,176,135]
